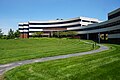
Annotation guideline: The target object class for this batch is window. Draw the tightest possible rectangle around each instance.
[108,11,120,20]
[91,21,98,23]
[29,19,81,25]
[82,20,90,22]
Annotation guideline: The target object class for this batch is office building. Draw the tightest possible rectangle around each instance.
[19,8,120,43]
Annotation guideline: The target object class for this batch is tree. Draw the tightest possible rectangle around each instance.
[8,29,15,39]
[67,31,77,37]
[14,30,20,38]
[53,31,77,38]
[56,18,59,20]
[36,32,43,37]
[0,29,3,39]
[53,31,60,38]
[32,32,43,37]
[59,31,68,37]
[1,35,8,39]
[32,32,37,37]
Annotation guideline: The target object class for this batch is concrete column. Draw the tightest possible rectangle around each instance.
[98,33,100,43]
[51,31,53,37]
[87,33,89,40]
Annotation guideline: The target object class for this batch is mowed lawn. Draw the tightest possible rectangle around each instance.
[0,38,95,64]
[4,44,120,80]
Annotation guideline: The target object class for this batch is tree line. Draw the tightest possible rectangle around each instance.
[32,31,78,38]
[0,29,20,39]
[53,31,77,38]
[0,28,78,39]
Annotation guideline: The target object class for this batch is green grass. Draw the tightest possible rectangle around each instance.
[4,44,120,80]
[0,38,96,64]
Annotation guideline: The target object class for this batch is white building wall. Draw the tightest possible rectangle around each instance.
[78,25,120,34]
[19,30,29,32]
[29,22,80,27]
[29,29,43,31]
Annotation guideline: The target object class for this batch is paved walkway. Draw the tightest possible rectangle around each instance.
[0,43,109,75]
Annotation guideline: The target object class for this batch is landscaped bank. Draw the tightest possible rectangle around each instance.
[3,44,120,80]
[0,38,96,64]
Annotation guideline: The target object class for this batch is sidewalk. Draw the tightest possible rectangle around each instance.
[0,43,109,75]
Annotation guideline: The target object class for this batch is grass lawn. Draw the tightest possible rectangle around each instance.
[0,38,96,64]
[3,44,120,80]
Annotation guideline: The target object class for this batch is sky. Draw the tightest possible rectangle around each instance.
[0,0,120,34]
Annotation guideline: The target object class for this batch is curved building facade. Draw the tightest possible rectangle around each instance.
[19,17,99,38]
[77,8,120,43]
[19,8,120,43]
